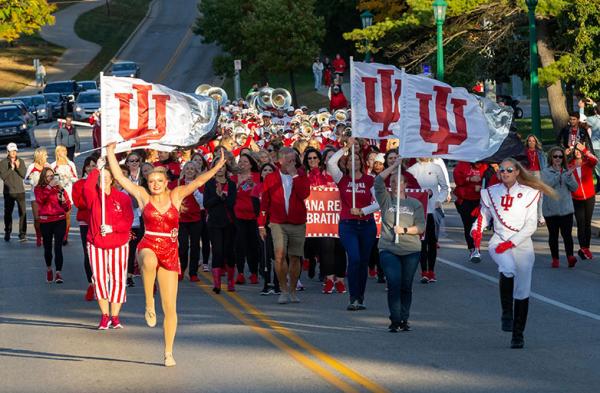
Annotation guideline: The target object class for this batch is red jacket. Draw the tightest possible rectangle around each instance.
[569,149,598,200]
[453,162,488,203]
[332,58,346,73]
[330,92,348,111]
[258,169,310,227]
[35,185,71,223]
[308,168,334,187]
[232,172,261,220]
[72,178,89,224]
[84,169,133,249]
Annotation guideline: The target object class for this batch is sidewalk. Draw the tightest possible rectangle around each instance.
[17,0,105,95]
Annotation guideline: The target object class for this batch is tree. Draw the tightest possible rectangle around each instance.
[344,0,600,131]
[0,0,55,43]
[241,0,324,105]
[314,0,362,58]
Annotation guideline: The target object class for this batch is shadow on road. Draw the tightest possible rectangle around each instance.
[0,347,162,366]
[0,317,93,330]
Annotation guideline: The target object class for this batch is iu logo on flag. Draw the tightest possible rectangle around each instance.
[114,84,170,146]
[416,86,468,155]
[361,69,401,138]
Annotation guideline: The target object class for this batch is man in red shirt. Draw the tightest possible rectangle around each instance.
[332,54,346,84]
[258,147,310,304]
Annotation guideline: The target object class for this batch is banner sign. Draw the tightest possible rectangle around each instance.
[305,186,429,238]
[350,61,513,162]
[100,76,219,153]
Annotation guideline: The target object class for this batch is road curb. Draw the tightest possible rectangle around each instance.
[98,0,158,78]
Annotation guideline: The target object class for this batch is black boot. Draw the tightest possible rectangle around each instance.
[499,273,514,332]
[511,298,529,349]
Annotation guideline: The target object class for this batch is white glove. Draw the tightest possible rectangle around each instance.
[100,224,113,236]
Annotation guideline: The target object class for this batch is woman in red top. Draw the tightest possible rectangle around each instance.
[107,143,226,367]
[566,142,598,259]
[83,163,134,330]
[153,151,181,181]
[34,167,71,284]
[232,153,261,285]
[72,156,97,301]
[453,161,488,263]
[177,162,204,282]
[327,138,379,310]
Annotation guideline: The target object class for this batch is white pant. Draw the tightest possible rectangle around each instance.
[488,235,534,299]
[88,243,129,303]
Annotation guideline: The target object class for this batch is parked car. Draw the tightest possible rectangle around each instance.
[0,99,36,127]
[42,80,80,112]
[24,94,52,123]
[78,80,98,91]
[0,104,32,147]
[110,61,140,78]
[73,89,101,121]
[43,92,68,118]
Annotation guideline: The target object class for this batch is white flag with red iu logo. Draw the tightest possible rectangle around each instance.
[100,76,219,153]
[350,61,512,162]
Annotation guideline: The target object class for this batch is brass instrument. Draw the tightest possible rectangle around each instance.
[271,88,292,110]
[334,109,348,122]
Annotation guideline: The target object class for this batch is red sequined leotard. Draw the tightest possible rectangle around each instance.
[137,199,180,273]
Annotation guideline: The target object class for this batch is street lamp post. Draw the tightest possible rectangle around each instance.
[360,10,374,62]
[526,0,541,139]
[432,0,448,81]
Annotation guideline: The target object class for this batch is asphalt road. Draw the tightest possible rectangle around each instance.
[1,125,600,393]
[116,0,222,92]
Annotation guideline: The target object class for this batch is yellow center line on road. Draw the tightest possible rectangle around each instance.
[197,272,390,393]
[156,28,194,84]
[193,279,361,393]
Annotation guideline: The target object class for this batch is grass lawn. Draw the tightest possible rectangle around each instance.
[513,117,557,146]
[0,34,64,96]
[73,0,151,80]
[222,69,329,111]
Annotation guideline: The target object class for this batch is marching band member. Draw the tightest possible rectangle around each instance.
[471,158,556,348]
[83,159,134,330]
[107,143,226,367]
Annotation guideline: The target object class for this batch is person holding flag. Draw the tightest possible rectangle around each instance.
[106,143,226,367]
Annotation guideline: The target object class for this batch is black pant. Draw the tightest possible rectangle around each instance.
[179,220,202,275]
[304,237,320,278]
[209,225,235,269]
[420,214,438,272]
[368,238,384,279]
[79,225,92,282]
[128,227,143,275]
[235,219,260,275]
[200,211,211,265]
[259,228,279,288]
[545,214,574,259]
[455,199,480,250]
[319,237,346,277]
[573,197,595,248]
[4,193,26,238]
[41,220,66,270]
[66,146,76,161]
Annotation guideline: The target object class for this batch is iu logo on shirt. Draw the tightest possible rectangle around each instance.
[114,84,170,146]
[500,194,514,211]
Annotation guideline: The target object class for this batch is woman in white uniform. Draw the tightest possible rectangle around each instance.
[471,158,555,349]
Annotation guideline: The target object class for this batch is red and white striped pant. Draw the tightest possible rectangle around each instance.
[87,243,129,304]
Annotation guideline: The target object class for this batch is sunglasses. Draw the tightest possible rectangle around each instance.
[553,155,564,159]
[307,156,319,160]
[127,159,140,163]
[499,167,514,173]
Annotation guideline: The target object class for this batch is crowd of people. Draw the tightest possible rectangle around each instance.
[1,96,599,365]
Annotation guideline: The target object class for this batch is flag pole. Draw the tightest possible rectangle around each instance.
[100,72,106,234]
[349,56,356,209]
[395,161,402,243]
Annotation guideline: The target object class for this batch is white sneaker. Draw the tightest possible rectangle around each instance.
[202,264,210,272]
[290,293,300,303]
[277,293,290,304]
[469,249,481,263]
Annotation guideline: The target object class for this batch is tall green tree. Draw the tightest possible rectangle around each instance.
[241,0,325,105]
[0,0,55,43]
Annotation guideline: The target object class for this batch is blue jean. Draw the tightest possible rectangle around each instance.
[313,72,322,89]
[339,219,377,302]
[379,250,421,322]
